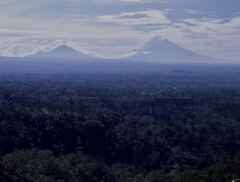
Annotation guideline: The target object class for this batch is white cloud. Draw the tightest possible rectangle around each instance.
[120,0,146,3]
[184,9,202,15]
[177,17,240,60]
[98,9,170,26]
[0,28,146,58]
[0,0,240,61]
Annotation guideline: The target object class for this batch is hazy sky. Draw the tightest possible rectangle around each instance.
[0,0,240,60]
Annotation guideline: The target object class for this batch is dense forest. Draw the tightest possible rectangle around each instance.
[0,72,240,181]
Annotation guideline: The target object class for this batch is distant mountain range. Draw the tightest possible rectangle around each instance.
[0,36,229,66]
[0,37,235,73]
[31,45,93,60]
[28,37,218,63]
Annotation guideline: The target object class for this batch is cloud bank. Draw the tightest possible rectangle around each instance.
[0,0,239,61]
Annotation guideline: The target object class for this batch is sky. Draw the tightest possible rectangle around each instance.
[0,0,240,60]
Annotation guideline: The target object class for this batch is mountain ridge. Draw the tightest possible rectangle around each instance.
[31,45,91,60]
[2,37,229,64]
[129,36,211,63]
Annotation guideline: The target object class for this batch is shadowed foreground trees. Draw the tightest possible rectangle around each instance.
[0,74,240,181]
[1,149,240,182]
[0,150,113,182]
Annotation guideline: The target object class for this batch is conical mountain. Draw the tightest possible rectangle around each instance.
[31,45,90,59]
[131,36,209,63]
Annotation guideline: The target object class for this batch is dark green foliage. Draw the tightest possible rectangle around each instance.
[0,73,240,181]
[0,149,113,182]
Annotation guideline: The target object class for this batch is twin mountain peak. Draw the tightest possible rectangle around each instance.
[32,37,210,63]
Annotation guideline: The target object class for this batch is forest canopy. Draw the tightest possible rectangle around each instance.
[0,73,240,181]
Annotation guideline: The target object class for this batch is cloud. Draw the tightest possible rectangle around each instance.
[98,9,171,26]
[0,0,240,61]
[184,9,202,15]
[176,17,240,60]
[97,6,240,61]
[0,28,146,58]
[120,0,147,3]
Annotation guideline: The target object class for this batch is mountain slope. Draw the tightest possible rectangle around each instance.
[130,36,211,63]
[31,45,91,60]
